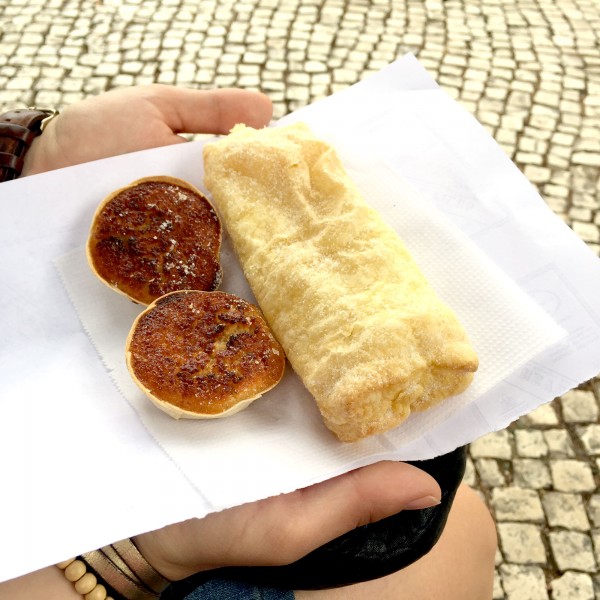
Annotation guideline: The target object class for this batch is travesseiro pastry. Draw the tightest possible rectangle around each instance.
[203,122,478,442]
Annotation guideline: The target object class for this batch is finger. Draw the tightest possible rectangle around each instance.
[133,461,442,580]
[309,461,443,524]
[148,86,274,135]
[268,462,441,560]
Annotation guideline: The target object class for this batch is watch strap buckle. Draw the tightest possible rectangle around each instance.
[27,106,60,131]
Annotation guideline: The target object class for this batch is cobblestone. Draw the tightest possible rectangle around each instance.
[515,430,548,458]
[470,430,513,460]
[560,390,599,423]
[497,523,547,564]
[476,458,507,488]
[1,0,599,598]
[542,492,591,531]
[576,425,600,456]
[500,564,548,600]
[587,495,600,528]
[512,458,552,490]
[550,571,595,600]
[520,402,559,427]
[549,531,597,573]
[492,487,545,522]
[550,459,596,493]
[543,429,576,458]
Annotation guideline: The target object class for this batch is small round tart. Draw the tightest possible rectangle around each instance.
[126,290,286,419]
[87,176,222,305]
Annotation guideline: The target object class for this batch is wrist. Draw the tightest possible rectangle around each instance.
[21,114,60,176]
[0,107,59,180]
[132,530,203,582]
[56,538,173,600]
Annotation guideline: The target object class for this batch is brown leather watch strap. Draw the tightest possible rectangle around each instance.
[0,108,57,182]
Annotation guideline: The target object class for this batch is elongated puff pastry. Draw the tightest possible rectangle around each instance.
[203,123,478,442]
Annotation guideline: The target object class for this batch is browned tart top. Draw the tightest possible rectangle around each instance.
[88,177,222,305]
[126,290,286,416]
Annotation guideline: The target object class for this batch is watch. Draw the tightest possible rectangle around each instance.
[0,107,59,182]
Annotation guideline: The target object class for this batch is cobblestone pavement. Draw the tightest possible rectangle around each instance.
[1,0,599,598]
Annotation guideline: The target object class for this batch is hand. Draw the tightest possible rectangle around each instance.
[133,461,441,581]
[22,85,273,176]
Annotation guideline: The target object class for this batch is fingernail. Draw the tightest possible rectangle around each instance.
[403,495,442,510]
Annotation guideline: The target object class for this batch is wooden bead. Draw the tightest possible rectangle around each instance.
[85,583,107,600]
[56,558,76,570]
[64,559,86,582]
[74,572,97,594]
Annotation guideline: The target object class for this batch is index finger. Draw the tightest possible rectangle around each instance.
[148,86,274,135]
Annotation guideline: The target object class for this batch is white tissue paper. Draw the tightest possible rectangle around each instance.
[2,54,599,582]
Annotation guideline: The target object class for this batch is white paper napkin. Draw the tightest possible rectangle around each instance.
[56,153,564,509]
[2,54,600,582]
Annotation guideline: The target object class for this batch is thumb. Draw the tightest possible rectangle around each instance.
[273,460,441,563]
[134,461,441,580]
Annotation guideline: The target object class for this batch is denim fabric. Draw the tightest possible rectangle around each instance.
[181,578,295,600]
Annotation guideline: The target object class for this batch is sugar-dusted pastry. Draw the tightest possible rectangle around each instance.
[203,123,478,442]
[87,176,222,305]
[126,290,286,418]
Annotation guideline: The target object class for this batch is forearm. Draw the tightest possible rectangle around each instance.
[0,566,82,600]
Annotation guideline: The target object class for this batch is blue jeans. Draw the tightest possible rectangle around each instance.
[181,578,295,600]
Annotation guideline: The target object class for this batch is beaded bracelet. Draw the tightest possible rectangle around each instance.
[56,538,171,600]
[56,558,113,600]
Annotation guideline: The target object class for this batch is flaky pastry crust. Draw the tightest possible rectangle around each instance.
[203,123,478,442]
